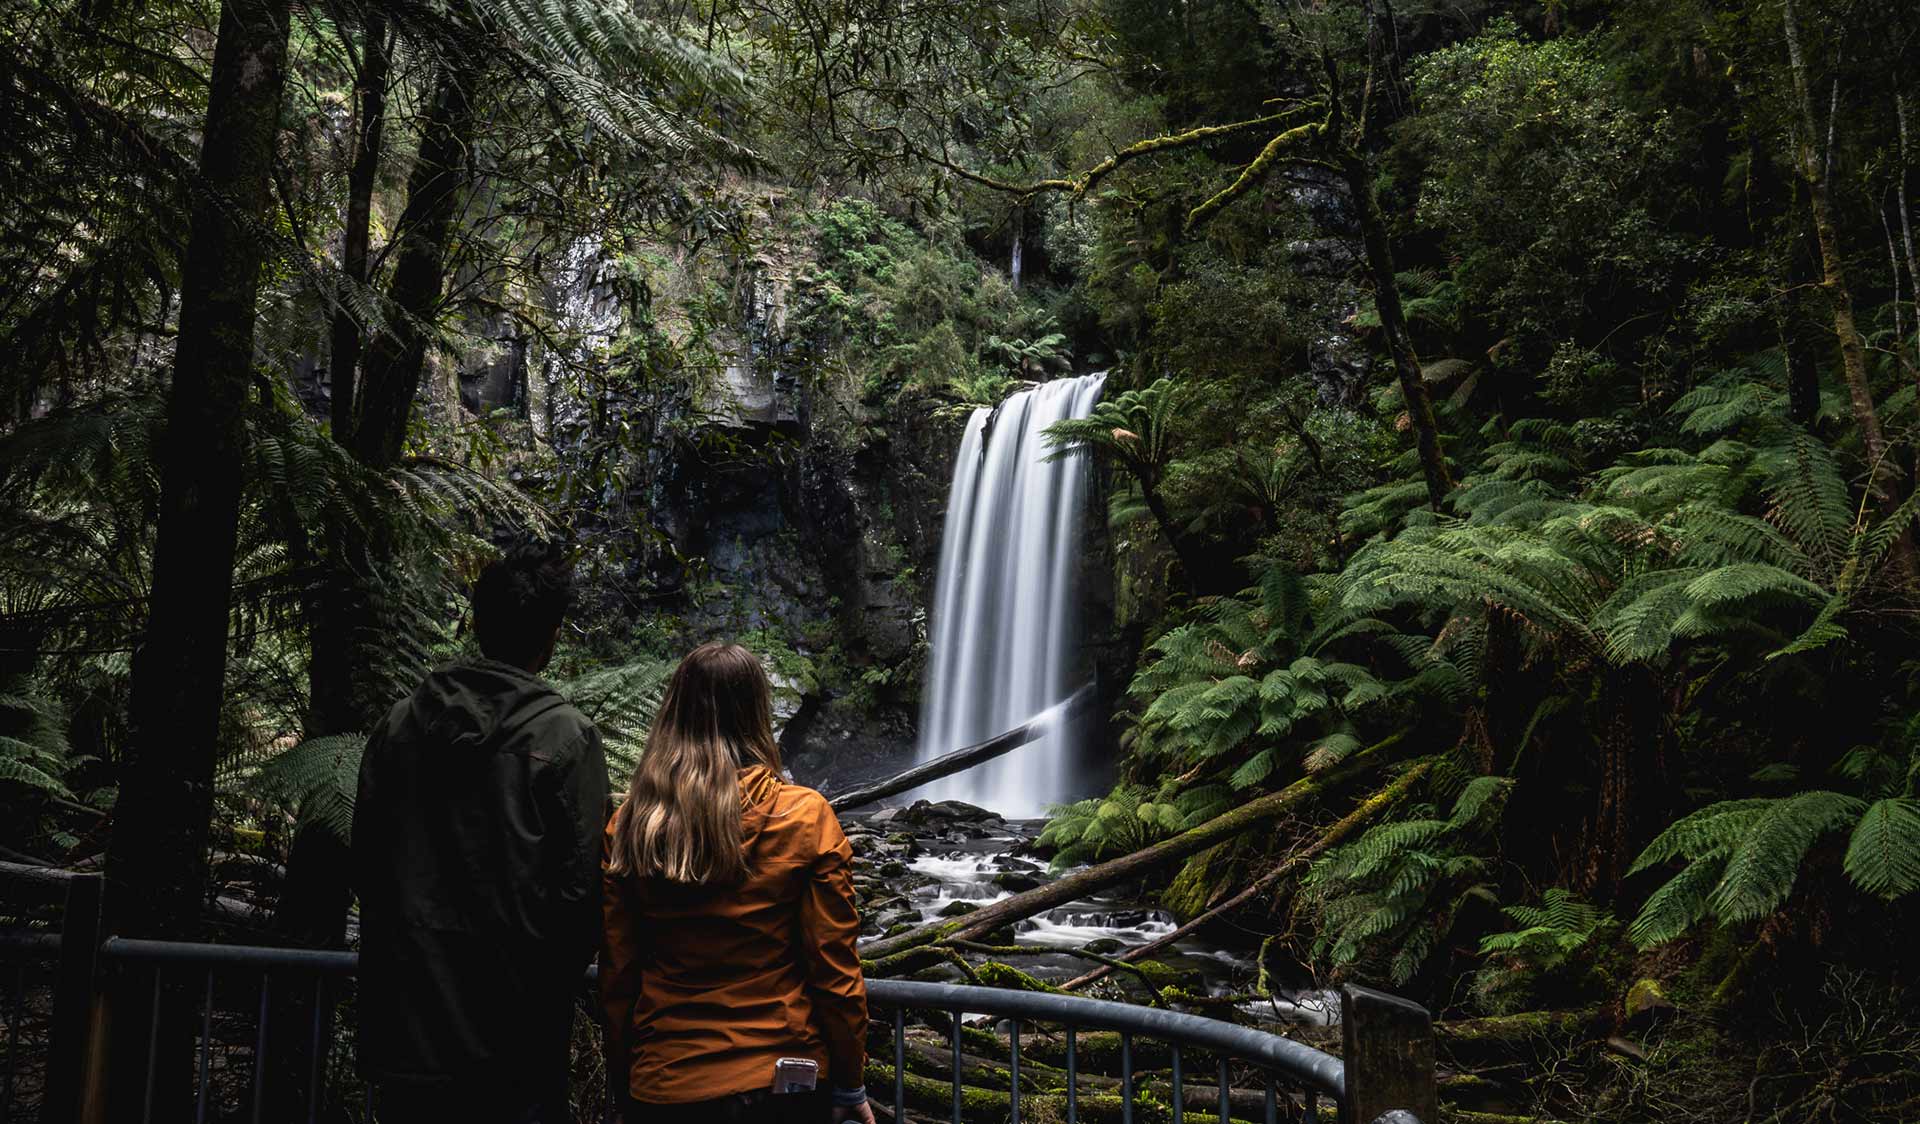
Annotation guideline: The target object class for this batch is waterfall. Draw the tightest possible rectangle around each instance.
[913,372,1107,817]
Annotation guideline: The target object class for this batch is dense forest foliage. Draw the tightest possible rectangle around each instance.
[5,0,1920,1118]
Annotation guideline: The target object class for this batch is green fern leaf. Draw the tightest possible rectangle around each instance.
[1629,854,1726,947]
[1707,790,1866,923]
[1842,798,1920,900]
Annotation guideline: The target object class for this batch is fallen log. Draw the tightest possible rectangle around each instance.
[830,683,1099,812]
[1434,1008,1607,1063]
[861,733,1404,964]
[864,1062,1293,1124]
[1063,757,1432,991]
[887,1032,1292,1118]
[1252,1007,1608,1063]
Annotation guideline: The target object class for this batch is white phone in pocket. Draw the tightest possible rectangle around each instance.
[771,1057,819,1094]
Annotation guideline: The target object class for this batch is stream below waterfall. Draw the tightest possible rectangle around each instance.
[843,800,1340,1029]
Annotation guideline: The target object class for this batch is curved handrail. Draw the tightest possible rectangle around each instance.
[98,939,1360,1108]
[865,978,1347,1100]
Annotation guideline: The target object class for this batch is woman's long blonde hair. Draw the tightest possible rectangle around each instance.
[607,642,782,885]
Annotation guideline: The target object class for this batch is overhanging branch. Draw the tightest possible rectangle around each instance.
[925,103,1323,201]
[1184,119,1329,230]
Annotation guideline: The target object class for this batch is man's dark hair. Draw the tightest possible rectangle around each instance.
[472,541,573,668]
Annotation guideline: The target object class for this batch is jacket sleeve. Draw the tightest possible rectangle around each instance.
[797,799,868,1090]
[349,722,390,906]
[599,827,643,1111]
[550,724,610,967]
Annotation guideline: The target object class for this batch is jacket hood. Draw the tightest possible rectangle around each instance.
[738,764,782,849]
[410,657,570,755]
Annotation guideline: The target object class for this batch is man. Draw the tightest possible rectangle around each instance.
[354,542,608,1121]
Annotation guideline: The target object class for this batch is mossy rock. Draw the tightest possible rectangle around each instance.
[938,900,981,918]
[1624,977,1675,1025]
[973,961,1062,993]
[878,860,908,878]
[1132,960,1194,990]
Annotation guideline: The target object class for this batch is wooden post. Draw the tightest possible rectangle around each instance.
[1340,984,1436,1124]
[42,873,107,1124]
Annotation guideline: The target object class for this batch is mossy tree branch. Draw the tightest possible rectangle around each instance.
[1182,119,1329,230]
[924,104,1322,201]
[1063,755,1433,991]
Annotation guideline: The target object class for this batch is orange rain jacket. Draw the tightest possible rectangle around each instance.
[600,765,869,1104]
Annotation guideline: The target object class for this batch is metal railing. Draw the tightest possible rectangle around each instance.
[863,978,1354,1123]
[7,874,1435,1124]
[0,931,60,1123]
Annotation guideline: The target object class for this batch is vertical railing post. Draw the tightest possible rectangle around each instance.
[1339,985,1435,1124]
[42,874,107,1124]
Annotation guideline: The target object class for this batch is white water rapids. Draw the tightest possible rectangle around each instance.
[912,373,1108,817]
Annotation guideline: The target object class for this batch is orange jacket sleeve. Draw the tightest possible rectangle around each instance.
[600,825,644,1105]
[797,800,868,1089]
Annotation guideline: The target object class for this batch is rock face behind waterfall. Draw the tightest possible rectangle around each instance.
[296,193,1129,791]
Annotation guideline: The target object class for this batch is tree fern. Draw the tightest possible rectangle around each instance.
[1842,799,1920,899]
[1303,770,1506,982]
[1474,889,1615,1012]
[1629,760,1920,946]
[0,683,80,817]
[1127,570,1385,792]
[1707,790,1867,923]
[247,734,368,843]
[550,657,675,777]
[1040,784,1177,869]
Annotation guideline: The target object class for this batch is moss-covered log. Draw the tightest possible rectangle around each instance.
[1065,758,1431,991]
[886,1034,1309,1120]
[862,739,1400,965]
[1434,1008,1608,1067]
[1184,120,1327,229]
[862,1061,1314,1124]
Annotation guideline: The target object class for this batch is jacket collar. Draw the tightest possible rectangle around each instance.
[739,763,780,808]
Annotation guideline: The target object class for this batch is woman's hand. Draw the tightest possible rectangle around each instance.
[832,1103,876,1124]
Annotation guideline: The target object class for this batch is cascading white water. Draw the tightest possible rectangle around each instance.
[913,372,1107,818]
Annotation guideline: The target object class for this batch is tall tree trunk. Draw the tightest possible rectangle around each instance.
[106,0,290,959]
[353,61,478,469]
[1782,0,1891,479]
[1783,208,1824,428]
[1138,474,1235,595]
[1339,150,1451,509]
[326,13,390,447]
[1898,94,1920,372]
[103,0,291,1111]
[307,10,391,759]
[273,49,474,1120]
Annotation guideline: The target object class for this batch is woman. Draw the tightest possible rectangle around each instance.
[601,642,874,1124]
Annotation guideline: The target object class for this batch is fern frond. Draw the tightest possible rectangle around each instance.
[1706,790,1866,923]
[1842,798,1920,900]
[1629,854,1726,947]
[1628,798,1776,873]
